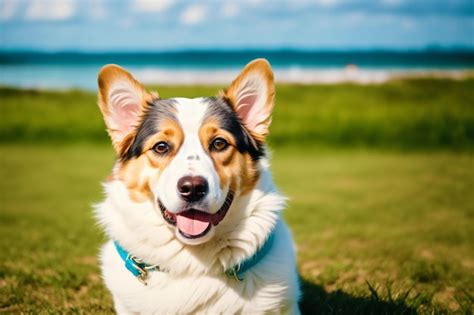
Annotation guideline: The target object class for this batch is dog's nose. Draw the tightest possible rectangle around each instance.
[177,176,209,202]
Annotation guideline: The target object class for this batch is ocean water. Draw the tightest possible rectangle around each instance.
[1,50,473,90]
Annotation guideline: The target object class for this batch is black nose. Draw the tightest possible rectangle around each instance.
[177,176,209,202]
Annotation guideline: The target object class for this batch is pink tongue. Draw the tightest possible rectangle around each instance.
[176,211,211,236]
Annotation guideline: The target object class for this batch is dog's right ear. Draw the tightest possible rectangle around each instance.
[223,59,275,142]
[98,65,153,153]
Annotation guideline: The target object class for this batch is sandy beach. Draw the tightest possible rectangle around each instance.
[135,67,474,85]
[1,64,472,90]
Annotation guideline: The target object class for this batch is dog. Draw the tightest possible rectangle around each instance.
[95,59,301,314]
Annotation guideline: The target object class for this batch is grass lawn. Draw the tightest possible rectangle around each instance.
[1,79,474,149]
[0,80,473,313]
[0,144,472,314]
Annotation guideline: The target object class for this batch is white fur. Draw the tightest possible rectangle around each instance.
[96,97,301,314]
[155,98,231,245]
[156,98,227,216]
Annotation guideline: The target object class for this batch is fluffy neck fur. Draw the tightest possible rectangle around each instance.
[95,158,286,277]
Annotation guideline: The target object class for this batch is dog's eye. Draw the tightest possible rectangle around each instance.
[210,137,229,152]
[153,141,170,155]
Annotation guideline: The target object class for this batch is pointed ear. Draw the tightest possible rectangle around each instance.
[224,58,275,140]
[97,64,154,152]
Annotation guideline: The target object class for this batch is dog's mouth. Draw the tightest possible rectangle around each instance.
[159,190,234,239]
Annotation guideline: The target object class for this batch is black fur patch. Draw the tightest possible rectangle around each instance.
[121,98,177,161]
[204,97,265,161]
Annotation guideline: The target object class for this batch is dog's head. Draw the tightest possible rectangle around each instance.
[98,59,274,245]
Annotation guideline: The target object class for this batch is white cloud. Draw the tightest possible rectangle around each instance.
[221,2,239,18]
[0,0,19,21]
[133,0,173,13]
[180,4,207,25]
[25,0,76,21]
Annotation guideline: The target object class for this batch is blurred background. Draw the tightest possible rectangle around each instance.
[1,0,473,313]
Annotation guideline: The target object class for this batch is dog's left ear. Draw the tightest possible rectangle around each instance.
[98,64,154,153]
[224,58,275,140]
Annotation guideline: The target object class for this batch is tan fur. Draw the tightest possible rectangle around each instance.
[99,61,272,203]
[116,119,184,203]
[222,58,275,141]
[199,120,260,195]
[118,157,152,202]
[97,64,156,153]
[96,60,301,314]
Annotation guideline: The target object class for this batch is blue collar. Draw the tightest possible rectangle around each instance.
[225,232,275,281]
[114,241,162,284]
[114,232,275,284]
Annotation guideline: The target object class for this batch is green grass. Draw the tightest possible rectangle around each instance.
[0,145,472,313]
[1,80,473,313]
[0,144,115,313]
[1,78,474,149]
[273,149,473,314]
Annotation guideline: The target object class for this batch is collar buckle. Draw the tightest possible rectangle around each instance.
[224,232,276,281]
[129,255,150,285]
[225,265,243,281]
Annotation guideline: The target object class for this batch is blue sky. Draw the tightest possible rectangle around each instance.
[0,0,473,51]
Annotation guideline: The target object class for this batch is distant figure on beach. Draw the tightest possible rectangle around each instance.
[345,64,358,72]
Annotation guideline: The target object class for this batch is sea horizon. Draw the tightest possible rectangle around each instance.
[1,49,473,90]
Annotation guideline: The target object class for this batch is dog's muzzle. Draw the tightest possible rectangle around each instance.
[159,190,234,239]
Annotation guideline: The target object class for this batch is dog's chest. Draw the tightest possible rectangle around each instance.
[100,240,291,314]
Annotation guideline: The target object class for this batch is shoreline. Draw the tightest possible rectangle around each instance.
[0,66,472,90]
[136,67,474,85]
